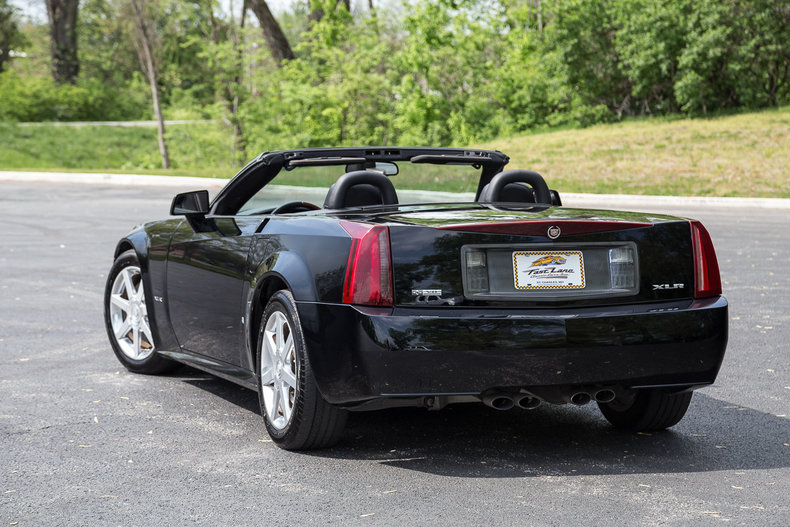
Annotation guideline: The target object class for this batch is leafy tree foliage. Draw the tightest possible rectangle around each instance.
[675,0,790,113]
[243,2,394,149]
[0,69,149,120]
[614,0,690,113]
[3,0,789,157]
[0,0,27,73]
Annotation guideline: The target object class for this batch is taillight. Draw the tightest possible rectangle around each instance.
[690,221,722,298]
[340,221,393,306]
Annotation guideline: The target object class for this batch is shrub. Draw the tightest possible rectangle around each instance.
[0,70,149,122]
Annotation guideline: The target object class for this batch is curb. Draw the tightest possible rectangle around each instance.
[16,120,216,128]
[0,171,229,188]
[2,170,788,209]
[559,192,790,209]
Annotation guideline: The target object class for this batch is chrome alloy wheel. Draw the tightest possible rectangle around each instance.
[108,266,155,361]
[260,310,298,431]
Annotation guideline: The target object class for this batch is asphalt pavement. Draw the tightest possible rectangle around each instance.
[1,180,788,526]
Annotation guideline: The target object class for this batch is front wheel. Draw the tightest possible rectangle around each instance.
[104,249,174,374]
[598,389,693,431]
[257,290,347,450]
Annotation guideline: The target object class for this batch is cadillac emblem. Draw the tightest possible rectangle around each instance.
[547,225,561,239]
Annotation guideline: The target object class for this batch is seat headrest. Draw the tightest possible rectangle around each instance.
[323,170,399,209]
[478,169,551,204]
[478,182,536,204]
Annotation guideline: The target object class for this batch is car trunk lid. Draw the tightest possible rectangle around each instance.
[380,206,695,308]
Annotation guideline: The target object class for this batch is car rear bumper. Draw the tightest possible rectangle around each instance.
[296,297,728,406]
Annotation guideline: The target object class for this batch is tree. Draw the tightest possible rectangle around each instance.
[130,0,170,168]
[543,0,631,116]
[204,0,247,164]
[392,0,507,144]
[248,0,294,63]
[737,0,790,107]
[614,0,691,113]
[45,0,79,84]
[0,0,27,73]
[309,0,350,23]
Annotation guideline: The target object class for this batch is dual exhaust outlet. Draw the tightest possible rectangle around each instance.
[482,388,616,411]
[482,393,542,411]
[568,389,616,405]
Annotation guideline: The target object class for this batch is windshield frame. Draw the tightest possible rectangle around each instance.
[210,147,510,216]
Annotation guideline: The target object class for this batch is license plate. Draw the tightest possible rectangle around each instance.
[513,251,585,289]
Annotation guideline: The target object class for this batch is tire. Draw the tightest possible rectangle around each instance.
[257,290,347,450]
[104,249,174,374]
[598,389,693,431]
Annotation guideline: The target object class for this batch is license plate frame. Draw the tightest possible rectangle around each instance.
[513,250,586,290]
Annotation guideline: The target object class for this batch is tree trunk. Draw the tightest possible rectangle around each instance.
[217,0,247,165]
[526,0,542,33]
[231,1,248,163]
[248,0,294,64]
[1,1,22,73]
[0,14,12,74]
[309,0,350,25]
[45,0,79,84]
[308,0,323,24]
[0,37,8,74]
[130,0,170,169]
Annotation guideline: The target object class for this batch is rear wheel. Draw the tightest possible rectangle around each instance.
[598,389,693,431]
[104,249,174,374]
[257,290,347,450]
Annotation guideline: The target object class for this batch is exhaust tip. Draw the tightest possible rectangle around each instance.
[570,392,592,406]
[490,396,515,411]
[516,395,542,410]
[483,395,515,411]
[594,389,616,403]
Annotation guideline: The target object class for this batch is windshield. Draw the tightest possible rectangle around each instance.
[237,162,482,214]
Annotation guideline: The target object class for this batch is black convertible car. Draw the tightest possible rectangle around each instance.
[104,147,727,450]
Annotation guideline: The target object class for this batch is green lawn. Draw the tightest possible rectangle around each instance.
[479,107,790,197]
[0,122,237,179]
[2,107,789,197]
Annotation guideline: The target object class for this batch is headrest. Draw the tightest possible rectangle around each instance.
[478,182,536,204]
[323,170,399,209]
[478,169,551,204]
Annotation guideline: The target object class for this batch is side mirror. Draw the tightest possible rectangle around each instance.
[171,190,210,216]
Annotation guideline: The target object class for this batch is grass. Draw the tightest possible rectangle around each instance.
[479,107,790,197]
[0,122,238,179]
[1,106,789,197]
